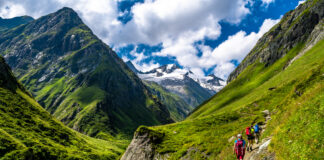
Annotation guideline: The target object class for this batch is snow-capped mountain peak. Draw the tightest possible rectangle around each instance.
[126,62,226,93]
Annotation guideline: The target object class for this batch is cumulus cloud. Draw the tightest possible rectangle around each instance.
[124,47,161,72]
[0,2,27,18]
[261,0,275,7]
[156,18,280,79]
[0,0,277,79]
[207,18,280,78]
[109,0,250,45]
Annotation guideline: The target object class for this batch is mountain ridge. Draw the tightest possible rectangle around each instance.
[127,61,226,108]
[227,0,324,83]
[0,7,173,138]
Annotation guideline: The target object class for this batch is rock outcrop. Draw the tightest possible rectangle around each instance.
[121,126,168,160]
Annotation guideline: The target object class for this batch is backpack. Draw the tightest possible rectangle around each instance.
[254,124,260,133]
[246,127,251,136]
[235,139,245,155]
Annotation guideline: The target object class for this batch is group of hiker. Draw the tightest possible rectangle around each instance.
[233,123,261,160]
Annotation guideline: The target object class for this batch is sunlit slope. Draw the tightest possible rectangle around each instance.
[137,34,324,160]
[0,56,127,159]
[0,7,173,138]
[122,0,324,158]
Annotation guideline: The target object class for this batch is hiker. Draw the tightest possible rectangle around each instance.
[254,123,261,144]
[233,134,246,160]
[246,125,254,151]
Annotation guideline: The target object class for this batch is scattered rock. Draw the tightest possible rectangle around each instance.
[262,110,270,116]
[228,136,236,142]
[258,139,271,154]
[268,87,276,91]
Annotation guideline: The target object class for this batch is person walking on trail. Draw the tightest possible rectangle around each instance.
[246,125,254,151]
[254,123,261,144]
[234,134,246,160]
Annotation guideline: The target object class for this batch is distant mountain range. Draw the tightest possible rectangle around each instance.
[126,61,226,113]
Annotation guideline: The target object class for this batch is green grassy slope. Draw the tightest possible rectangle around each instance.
[125,0,324,158]
[0,7,173,139]
[137,33,324,160]
[0,57,128,159]
[144,81,194,121]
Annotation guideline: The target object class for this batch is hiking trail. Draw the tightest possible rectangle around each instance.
[244,110,274,160]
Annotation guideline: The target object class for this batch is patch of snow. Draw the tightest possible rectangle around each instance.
[139,64,227,93]
[166,64,174,70]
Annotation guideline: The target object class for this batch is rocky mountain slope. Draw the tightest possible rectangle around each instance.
[126,61,226,120]
[143,81,194,121]
[121,0,324,159]
[127,62,225,107]
[0,7,173,138]
[0,56,127,159]
[0,16,34,33]
[227,0,324,83]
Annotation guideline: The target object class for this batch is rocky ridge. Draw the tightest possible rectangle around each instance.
[227,0,324,83]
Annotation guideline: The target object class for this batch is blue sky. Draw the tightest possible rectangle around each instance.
[115,0,302,78]
[0,0,304,79]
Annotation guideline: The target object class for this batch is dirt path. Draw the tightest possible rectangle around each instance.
[244,110,272,160]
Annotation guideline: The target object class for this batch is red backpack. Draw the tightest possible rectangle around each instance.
[235,139,245,155]
[246,127,251,136]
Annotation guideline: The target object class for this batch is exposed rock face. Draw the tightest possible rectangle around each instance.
[0,8,173,137]
[121,127,168,160]
[227,0,324,83]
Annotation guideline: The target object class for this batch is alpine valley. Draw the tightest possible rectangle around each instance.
[0,0,323,159]
[126,61,226,121]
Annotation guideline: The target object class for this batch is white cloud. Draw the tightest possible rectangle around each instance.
[109,0,250,46]
[133,61,160,72]
[208,18,280,78]
[0,0,278,79]
[297,0,306,8]
[261,0,275,7]
[126,47,161,72]
[0,2,26,18]
[154,18,280,79]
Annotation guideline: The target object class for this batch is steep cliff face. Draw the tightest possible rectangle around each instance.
[227,0,324,83]
[122,1,324,159]
[0,7,173,138]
